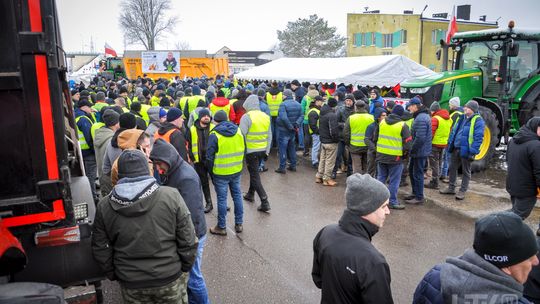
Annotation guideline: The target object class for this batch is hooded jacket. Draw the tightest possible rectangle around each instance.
[431,109,451,149]
[448,113,485,159]
[206,121,244,177]
[145,106,162,141]
[506,117,540,197]
[369,95,385,114]
[413,249,529,304]
[211,97,236,122]
[239,95,272,155]
[411,108,433,158]
[302,89,320,123]
[102,128,128,176]
[319,104,340,144]
[312,210,394,304]
[186,116,212,164]
[111,129,153,186]
[94,126,115,177]
[337,103,355,139]
[92,176,198,289]
[149,140,207,238]
[75,108,95,156]
[156,122,189,162]
[373,113,412,164]
[276,97,303,132]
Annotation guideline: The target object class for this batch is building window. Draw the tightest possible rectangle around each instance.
[372,32,376,45]
[401,30,407,44]
[382,51,393,55]
[432,29,447,45]
[383,34,393,48]
[352,33,357,47]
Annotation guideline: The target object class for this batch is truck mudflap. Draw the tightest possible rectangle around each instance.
[12,223,104,287]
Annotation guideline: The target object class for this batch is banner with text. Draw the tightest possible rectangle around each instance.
[141,51,180,73]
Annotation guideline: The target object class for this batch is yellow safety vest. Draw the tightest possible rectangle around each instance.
[303,96,313,121]
[92,102,107,114]
[125,96,132,108]
[211,128,245,175]
[140,104,151,124]
[75,116,93,150]
[229,99,238,104]
[406,118,414,131]
[376,120,404,156]
[307,108,320,134]
[468,115,481,146]
[245,110,270,152]
[187,95,205,115]
[179,96,190,116]
[190,123,215,163]
[150,96,160,107]
[209,103,231,117]
[349,113,375,147]
[266,92,283,117]
[90,122,105,140]
[432,115,452,145]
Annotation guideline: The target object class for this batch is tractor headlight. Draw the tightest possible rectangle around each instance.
[73,203,88,220]
[409,87,431,94]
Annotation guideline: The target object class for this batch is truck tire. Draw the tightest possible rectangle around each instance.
[471,106,500,173]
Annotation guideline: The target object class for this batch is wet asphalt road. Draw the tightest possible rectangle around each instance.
[101,152,475,304]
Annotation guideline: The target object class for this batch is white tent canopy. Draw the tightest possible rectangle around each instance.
[235,55,435,87]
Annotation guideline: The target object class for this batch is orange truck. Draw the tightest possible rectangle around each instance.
[105,50,229,80]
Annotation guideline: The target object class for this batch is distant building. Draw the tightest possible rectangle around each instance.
[215,46,280,74]
[346,6,497,71]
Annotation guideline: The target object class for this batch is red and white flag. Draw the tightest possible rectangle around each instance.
[104,43,117,57]
[446,6,458,44]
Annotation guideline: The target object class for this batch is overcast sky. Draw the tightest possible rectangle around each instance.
[57,0,538,54]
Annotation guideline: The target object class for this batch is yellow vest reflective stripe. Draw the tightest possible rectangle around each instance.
[90,122,105,140]
[140,104,151,124]
[349,113,375,147]
[468,115,480,146]
[221,88,230,98]
[307,108,320,134]
[450,110,463,121]
[211,128,245,175]
[209,103,231,116]
[76,116,92,150]
[246,110,270,152]
[187,95,205,115]
[432,115,452,145]
[376,120,404,156]
[190,123,216,163]
[266,92,283,117]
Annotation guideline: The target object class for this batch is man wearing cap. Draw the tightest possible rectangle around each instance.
[210,89,236,122]
[275,89,303,173]
[92,92,108,122]
[365,108,388,177]
[440,97,464,183]
[71,89,80,103]
[94,109,120,195]
[404,96,432,205]
[206,110,245,235]
[345,100,374,174]
[308,96,324,168]
[316,98,341,186]
[426,101,452,189]
[373,105,412,210]
[240,95,272,212]
[266,81,283,148]
[333,94,356,177]
[312,174,394,303]
[413,211,539,303]
[186,108,215,213]
[155,107,189,161]
[440,100,485,200]
[75,99,98,201]
[92,150,198,304]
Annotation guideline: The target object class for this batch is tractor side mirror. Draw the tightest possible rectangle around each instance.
[507,40,520,57]
[436,49,442,61]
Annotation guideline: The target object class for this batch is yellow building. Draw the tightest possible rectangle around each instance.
[347,13,497,71]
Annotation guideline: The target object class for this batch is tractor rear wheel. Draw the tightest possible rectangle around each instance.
[471,106,500,173]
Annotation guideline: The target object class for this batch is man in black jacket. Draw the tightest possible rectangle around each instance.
[506,117,540,231]
[312,173,394,303]
[149,139,210,304]
[316,98,340,186]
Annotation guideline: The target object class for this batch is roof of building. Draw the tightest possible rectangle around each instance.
[452,27,540,42]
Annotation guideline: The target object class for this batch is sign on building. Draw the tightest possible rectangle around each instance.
[141,51,180,73]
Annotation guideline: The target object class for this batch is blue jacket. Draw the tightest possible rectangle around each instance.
[258,97,271,116]
[413,265,444,304]
[448,113,485,159]
[206,121,243,178]
[411,108,432,158]
[276,98,303,133]
[369,96,385,114]
[75,108,95,156]
[293,86,306,103]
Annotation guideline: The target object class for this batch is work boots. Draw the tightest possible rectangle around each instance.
[204,198,213,213]
[439,187,456,195]
[323,179,338,187]
[424,179,439,189]
[258,198,271,213]
[243,192,255,202]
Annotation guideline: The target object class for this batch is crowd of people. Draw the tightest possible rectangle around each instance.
[69,73,540,303]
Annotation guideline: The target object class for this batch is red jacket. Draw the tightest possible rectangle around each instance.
[211,97,236,122]
[431,109,451,148]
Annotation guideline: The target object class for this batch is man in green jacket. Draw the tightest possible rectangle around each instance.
[92,149,198,304]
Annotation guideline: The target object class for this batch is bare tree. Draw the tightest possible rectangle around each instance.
[119,0,178,50]
[174,41,191,50]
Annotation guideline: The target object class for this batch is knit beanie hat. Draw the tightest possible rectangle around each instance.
[355,100,367,109]
[430,101,441,112]
[449,97,461,108]
[391,105,405,117]
[102,109,120,127]
[345,174,390,216]
[130,102,142,112]
[473,211,538,268]
[214,110,228,123]
[373,107,387,120]
[198,108,211,119]
[464,100,479,112]
[256,88,266,97]
[166,107,182,122]
[159,107,167,118]
[117,150,151,179]
[119,113,137,129]
[345,94,355,101]
[283,89,294,99]
[160,97,170,107]
[327,98,338,108]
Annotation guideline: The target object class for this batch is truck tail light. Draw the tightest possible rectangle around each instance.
[35,226,80,247]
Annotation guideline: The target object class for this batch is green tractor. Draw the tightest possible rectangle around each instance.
[100,57,125,80]
[399,22,540,172]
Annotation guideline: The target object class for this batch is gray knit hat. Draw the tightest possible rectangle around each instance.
[430,101,441,112]
[118,150,150,179]
[345,174,390,215]
[283,89,294,99]
[464,100,479,112]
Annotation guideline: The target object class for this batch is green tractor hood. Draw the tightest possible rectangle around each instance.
[401,68,482,88]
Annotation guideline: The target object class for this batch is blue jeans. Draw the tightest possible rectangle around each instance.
[213,175,243,228]
[441,147,450,177]
[271,116,279,148]
[311,134,320,165]
[409,157,427,200]
[377,163,403,206]
[188,234,209,304]
[297,125,304,149]
[278,130,296,169]
[333,141,352,174]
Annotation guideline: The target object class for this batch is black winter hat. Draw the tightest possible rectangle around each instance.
[119,87,128,94]
[166,107,182,122]
[117,150,150,179]
[473,211,538,268]
[327,98,338,108]
[198,108,211,119]
[119,113,137,129]
[345,94,355,101]
[77,99,93,108]
[214,110,228,123]
[102,109,120,127]
[130,102,142,112]
[160,97,171,107]
[291,79,301,86]
[391,105,405,117]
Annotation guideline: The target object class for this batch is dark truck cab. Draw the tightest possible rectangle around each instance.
[0,0,103,292]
